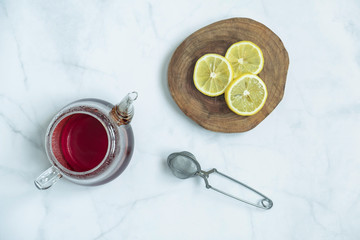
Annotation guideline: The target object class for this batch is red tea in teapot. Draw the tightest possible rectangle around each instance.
[52,113,109,172]
[35,93,137,190]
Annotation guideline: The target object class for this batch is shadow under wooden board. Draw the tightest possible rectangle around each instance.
[168,18,289,133]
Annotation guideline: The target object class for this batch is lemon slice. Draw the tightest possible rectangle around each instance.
[193,54,233,97]
[225,41,264,79]
[225,74,267,116]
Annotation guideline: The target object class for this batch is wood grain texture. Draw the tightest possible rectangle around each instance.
[168,18,289,133]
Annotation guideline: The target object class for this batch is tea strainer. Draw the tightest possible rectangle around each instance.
[167,151,273,210]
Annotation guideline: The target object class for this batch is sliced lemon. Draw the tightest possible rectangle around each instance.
[225,41,264,79]
[193,54,233,97]
[225,74,267,116]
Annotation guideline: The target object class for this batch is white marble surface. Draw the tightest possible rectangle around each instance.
[1,0,360,239]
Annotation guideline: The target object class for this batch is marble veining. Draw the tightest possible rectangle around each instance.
[1,0,360,239]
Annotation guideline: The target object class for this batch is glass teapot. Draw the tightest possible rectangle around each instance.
[34,92,138,190]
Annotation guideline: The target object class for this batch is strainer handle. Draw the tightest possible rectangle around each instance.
[197,168,273,210]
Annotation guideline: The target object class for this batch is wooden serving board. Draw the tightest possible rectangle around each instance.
[168,18,289,133]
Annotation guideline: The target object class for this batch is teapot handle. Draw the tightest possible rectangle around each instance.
[34,166,62,190]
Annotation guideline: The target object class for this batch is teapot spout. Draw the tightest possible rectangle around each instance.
[111,92,138,126]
